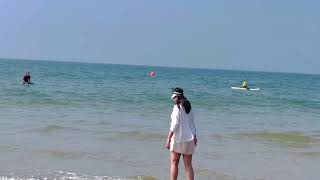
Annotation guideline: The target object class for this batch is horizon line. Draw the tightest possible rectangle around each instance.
[0,57,319,76]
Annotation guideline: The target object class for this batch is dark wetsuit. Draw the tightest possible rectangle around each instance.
[23,75,30,83]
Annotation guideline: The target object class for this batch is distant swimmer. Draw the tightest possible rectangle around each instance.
[23,72,32,84]
[241,80,249,89]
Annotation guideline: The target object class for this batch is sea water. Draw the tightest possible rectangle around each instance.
[0,59,319,180]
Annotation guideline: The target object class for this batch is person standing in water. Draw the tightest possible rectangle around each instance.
[23,72,31,84]
[166,87,197,180]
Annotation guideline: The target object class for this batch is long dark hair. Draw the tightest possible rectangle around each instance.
[178,95,192,114]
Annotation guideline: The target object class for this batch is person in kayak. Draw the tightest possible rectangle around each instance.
[241,80,249,89]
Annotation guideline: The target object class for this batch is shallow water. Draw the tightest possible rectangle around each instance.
[0,59,320,179]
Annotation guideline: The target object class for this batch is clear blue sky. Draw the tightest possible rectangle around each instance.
[0,0,319,74]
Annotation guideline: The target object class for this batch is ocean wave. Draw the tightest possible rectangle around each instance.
[195,168,238,180]
[35,149,88,160]
[0,145,17,151]
[0,171,158,180]
[299,151,320,157]
[26,125,80,134]
[235,131,320,148]
[99,131,166,142]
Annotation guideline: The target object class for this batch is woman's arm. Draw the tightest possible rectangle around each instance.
[166,106,179,149]
[166,131,174,149]
[190,112,197,146]
[190,112,196,137]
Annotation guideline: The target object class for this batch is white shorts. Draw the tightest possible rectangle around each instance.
[170,140,195,155]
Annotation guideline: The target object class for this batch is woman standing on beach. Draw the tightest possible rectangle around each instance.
[166,87,197,180]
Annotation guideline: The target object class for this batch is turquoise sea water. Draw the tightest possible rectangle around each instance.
[0,58,320,180]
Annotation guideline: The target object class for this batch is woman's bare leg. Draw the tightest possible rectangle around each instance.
[183,154,194,180]
[171,151,181,180]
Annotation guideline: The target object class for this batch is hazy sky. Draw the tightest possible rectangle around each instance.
[0,0,319,74]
